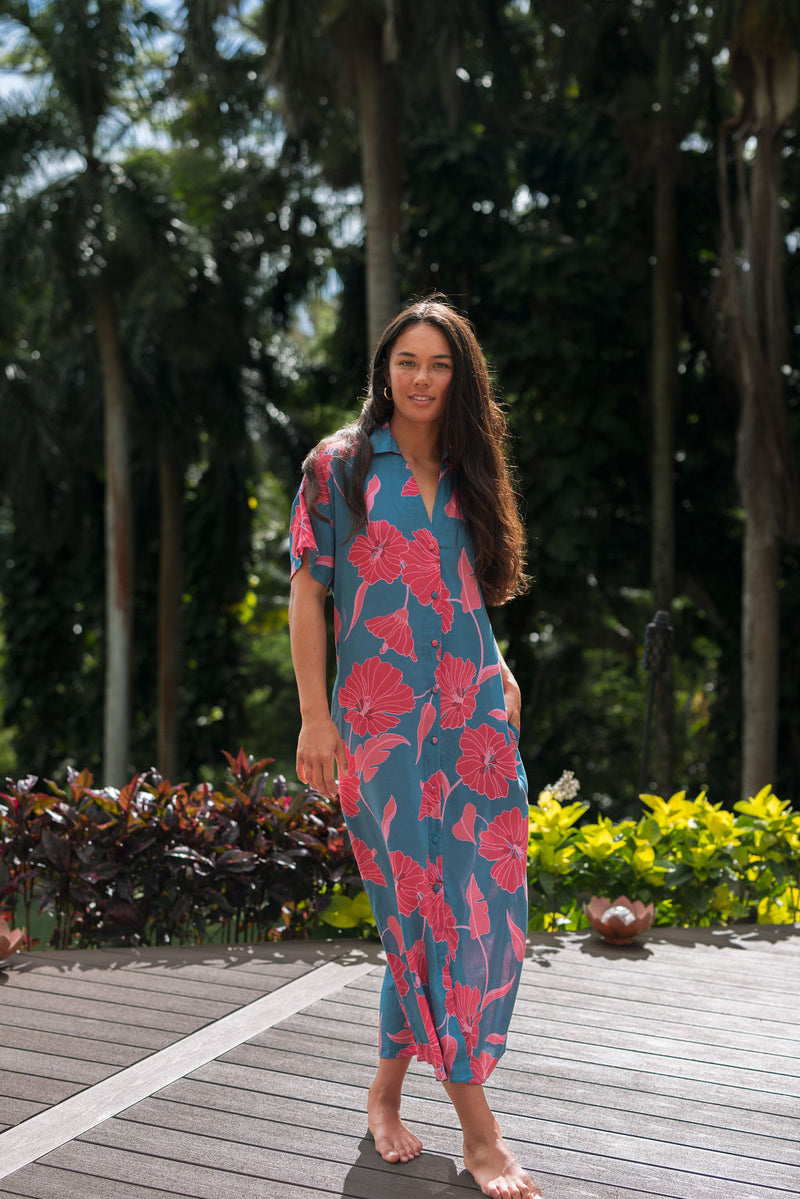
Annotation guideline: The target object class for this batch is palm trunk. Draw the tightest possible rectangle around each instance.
[158,442,181,781]
[351,34,400,356]
[650,129,677,795]
[738,131,787,800]
[741,524,779,798]
[95,285,133,787]
[716,82,800,801]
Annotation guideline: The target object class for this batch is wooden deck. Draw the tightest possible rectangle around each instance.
[0,925,798,1198]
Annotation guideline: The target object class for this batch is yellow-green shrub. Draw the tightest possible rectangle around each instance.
[528,778,800,931]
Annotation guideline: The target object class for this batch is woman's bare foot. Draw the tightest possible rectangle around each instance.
[463,1127,542,1199]
[367,1082,423,1163]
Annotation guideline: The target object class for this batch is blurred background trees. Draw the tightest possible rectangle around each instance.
[2,0,800,816]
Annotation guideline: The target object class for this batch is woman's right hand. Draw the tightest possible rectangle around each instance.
[296,715,348,800]
[289,560,346,800]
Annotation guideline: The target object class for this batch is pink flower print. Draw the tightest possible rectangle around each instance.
[436,653,479,729]
[456,723,519,799]
[350,837,387,886]
[478,808,529,893]
[433,590,454,634]
[452,801,478,843]
[402,529,443,605]
[445,981,482,1055]
[445,490,464,520]
[338,772,361,818]
[415,699,436,763]
[442,1032,459,1078]
[416,995,446,1079]
[401,471,420,496]
[457,547,482,614]
[289,486,317,561]
[507,911,527,962]
[339,657,415,737]
[388,850,427,916]
[402,531,455,629]
[365,474,381,514]
[312,447,335,506]
[364,607,417,660]
[385,1022,416,1051]
[419,858,459,956]
[419,770,448,820]
[466,874,490,939]
[386,950,409,997]
[348,520,407,585]
[406,937,429,988]
[353,734,409,783]
[469,1050,500,1084]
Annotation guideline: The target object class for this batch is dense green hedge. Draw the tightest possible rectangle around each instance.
[1,756,797,951]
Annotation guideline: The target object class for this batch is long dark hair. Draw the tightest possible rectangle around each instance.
[302,296,528,605]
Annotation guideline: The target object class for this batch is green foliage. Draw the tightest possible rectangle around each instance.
[2,752,797,952]
[527,773,800,931]
[4,1,800,811]
[0,749,362,948]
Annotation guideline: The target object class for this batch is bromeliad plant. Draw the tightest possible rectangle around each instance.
[0,749,360,949]
[528,774,800,931]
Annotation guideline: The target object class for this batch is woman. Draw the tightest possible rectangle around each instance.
[289,297,540,1199]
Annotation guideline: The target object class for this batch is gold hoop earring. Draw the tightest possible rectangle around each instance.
[383,385,392,401]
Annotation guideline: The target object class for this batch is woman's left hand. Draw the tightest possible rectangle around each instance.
[500,661,521,731]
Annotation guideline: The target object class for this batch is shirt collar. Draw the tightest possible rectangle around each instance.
[369,422,402,455]
[370,421,452,469]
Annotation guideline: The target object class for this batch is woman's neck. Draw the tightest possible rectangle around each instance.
[389,414,442,465]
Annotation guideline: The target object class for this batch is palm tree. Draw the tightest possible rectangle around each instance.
[643,2,714,792]
[257,0,401,355]
[254,1,512,356]
[532,0,713,794]
[0,1,166,784]
[714,0,800,798]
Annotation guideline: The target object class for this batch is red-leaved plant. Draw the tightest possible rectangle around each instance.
[0,749,360,949]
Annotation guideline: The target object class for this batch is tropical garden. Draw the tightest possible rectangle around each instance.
[1,0,799,945]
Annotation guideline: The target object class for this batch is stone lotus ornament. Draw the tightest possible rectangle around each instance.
[0,918,24,963]
[584,895,655,945]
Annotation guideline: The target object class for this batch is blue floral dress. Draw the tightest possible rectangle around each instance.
[290,423,528,1084]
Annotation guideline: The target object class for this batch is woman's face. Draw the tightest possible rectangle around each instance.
[386,322,453,434]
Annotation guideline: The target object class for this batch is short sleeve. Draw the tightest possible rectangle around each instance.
[289,455,337,590]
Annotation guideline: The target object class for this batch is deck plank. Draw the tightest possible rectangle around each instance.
[0,927,797,1199]
[193,1044,800,1154]
[1,1002,179,1051]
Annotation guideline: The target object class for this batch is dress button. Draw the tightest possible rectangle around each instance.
[431,639,439,647]
[432,833,441,844]
[432,590,438,599]
[432,736,438,744]
[432,883,441,893]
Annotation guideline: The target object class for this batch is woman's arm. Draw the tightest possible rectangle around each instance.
[288,558,348,798]
[495,639,522,730]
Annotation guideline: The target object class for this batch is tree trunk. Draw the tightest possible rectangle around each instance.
[158,442,181,782]
[737,133,782,800]
[95,285,133,788]
[741,522,779,798]
[649,129,678,795]
[715,22,800,802]
[351,32,401,356]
